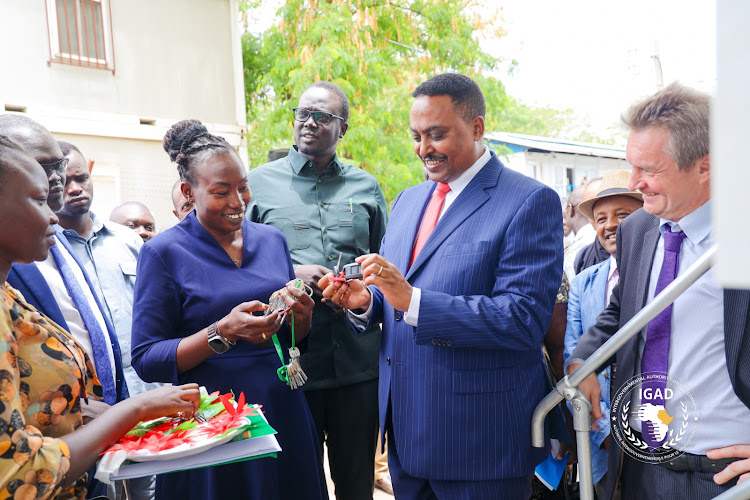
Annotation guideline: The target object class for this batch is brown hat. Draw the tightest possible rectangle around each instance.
[578,169,643,220]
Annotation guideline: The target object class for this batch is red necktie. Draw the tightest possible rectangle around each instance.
[411,182,451,265]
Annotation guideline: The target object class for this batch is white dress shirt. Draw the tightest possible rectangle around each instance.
[563,224,596,280]
[35,235,118,380]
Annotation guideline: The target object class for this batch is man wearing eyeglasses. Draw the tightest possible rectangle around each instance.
[247,82,388,500]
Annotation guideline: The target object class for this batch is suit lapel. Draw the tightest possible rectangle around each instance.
[617,215,659,383]
[8,263,69,329]
[636,218,661,311]
[393,184,433,275]
[592,261,609,308]
[724,289,750,392]
[406,156,499,280]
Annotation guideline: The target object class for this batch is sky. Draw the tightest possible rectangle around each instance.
[487,0,717,139]
[248,0,717,142]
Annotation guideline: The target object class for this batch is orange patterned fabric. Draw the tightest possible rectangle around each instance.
[0,283,103,500]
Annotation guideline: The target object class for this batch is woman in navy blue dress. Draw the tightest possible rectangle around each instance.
[131,119,327,500]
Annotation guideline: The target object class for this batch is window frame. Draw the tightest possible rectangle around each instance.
[45,0,115,72]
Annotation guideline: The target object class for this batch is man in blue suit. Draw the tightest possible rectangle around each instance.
[563,169,643,497]
[321,73,563,499]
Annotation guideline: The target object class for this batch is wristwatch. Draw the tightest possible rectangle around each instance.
[207,321,235,354]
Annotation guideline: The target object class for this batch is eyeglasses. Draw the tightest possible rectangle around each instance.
[292,108,344,125]
[38,157,69,177]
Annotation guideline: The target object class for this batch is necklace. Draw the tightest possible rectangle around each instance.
[230,234,242,268]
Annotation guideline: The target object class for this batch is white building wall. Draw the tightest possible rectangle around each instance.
[499,151,630,201]
[0,0,246,230]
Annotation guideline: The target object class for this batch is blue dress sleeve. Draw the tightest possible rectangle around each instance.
[131,244,183,384]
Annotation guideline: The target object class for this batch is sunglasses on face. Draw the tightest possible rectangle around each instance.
[38,157,69,177]
[292,108,344,126]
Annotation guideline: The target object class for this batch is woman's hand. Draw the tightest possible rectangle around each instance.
[63,383,201,483]
[130,383,201,422]
[219,301,283,344]
[283,281,315,340]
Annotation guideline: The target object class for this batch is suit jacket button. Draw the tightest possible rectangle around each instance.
[395,311,403,321]
[446,340,452,347]
[386,357,391,365]
[432,339,439,346]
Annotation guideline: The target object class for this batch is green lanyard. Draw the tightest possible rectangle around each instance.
[272,311,293,385]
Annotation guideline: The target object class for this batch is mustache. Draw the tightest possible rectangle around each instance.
[422,154,447,161]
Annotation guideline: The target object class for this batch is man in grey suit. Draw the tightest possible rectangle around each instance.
[568,82,750,499]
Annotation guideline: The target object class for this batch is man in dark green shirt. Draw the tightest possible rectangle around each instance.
[247,81,388,499]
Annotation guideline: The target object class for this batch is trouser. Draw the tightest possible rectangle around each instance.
[386,427,532,500]
[305,378,379,500]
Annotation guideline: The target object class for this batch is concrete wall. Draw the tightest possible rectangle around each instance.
[0,0,246,231]
[51,132,180,229]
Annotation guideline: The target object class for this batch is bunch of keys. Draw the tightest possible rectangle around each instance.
[286,347,308,389]
[265,278,312,321]
[329,253,363,283]
[265,279,312,390]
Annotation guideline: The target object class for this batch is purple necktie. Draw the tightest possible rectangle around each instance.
[640,226,686,447]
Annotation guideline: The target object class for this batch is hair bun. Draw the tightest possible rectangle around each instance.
[163,119,208,163]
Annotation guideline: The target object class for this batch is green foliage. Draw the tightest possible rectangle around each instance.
[242,0,569,203]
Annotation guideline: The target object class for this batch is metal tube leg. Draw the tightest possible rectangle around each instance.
[571,393,595,500]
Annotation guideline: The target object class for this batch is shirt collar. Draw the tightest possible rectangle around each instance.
[288,145,343,176]
[59,212,110,240]
[90,212,106,233]
[445,146,491,196]
[659,199,712,245]
[607,254,618,280]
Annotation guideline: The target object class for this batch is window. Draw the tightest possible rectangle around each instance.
[45,0,114,71]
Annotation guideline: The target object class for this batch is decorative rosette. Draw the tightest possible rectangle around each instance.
[102,388,272,460]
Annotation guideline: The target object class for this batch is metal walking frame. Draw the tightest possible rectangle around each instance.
[531,245,750,500]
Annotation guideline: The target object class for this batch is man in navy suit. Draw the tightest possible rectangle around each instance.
[321,73,563,499]
[569,83,750,499]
